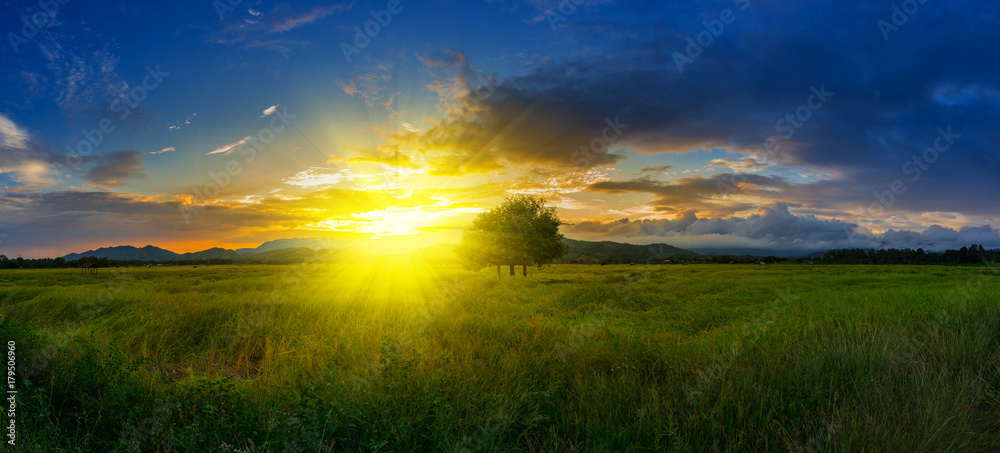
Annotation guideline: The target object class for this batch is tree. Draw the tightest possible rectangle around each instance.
[456,195,568,271]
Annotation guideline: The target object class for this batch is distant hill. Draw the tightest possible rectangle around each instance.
[175,247,241,261]
[240,247,334,264]
[60,238,699,264]
[235,237,342,254]
[63,245,179,261]
[562,238,701,264]
[63,238,344,262]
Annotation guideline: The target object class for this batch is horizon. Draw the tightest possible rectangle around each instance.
[18,235,1000,262]
[3,1,1000,259]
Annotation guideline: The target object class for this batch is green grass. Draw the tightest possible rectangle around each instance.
[1,263,998,451]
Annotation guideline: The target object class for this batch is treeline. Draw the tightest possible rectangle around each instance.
[0,247,342,269]
[706,255,789,264]
[0,255,228,269]
[0,248,329,269]
[819,244,999,265]
[574,255,790,265]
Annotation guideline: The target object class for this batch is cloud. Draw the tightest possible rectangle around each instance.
[271,4,351,33]
[640,165,673,173]
[382,1,1000,226]
[563,201,1000,253]
[37,45,157,131]
[0,189,318,258]
[165,113,197,133]
[260,105,279,117]
[284,167,357,188]
[563,202,861,250]
[337,62,394,107]
[150,147,175,155]
[0,184,481,258]
[0,125,62,186]
[587,173,788,216]
[83,151,146,185]
[208,3,353,55]
[877,225,1000,250]
[363,49,630,175]
[710,158,769,173]
[0,114,30,150]
[206,136,253,155]
[242,40,306,58]
[348,149,417,168]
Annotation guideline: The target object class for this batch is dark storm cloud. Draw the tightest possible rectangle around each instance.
[83,150,146,185]
[406,0,1000,218]
[587,173,787,215]
[405,49,628,173]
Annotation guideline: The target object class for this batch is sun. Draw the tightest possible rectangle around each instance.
[311,204,481,255]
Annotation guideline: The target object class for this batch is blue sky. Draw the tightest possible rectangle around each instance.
[1,0,1000,258]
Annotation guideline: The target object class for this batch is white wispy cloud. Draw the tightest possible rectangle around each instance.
[206,136,253,155]
[166,113,197,132]
[0,114,30,150]
[271,4,351,33]
[261,104,279,117]
[149,147,176,155]
[284,167,356,188]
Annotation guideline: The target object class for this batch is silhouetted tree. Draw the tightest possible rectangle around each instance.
[456,195,568,271]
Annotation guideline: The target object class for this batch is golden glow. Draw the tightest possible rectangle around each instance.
[302,251,457,310]
[308,205,480,254]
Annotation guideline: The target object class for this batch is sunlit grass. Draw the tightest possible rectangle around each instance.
[1,264,998,451]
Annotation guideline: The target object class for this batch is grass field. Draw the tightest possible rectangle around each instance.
[2,261,999,452]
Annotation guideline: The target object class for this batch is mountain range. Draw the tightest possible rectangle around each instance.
[62,237,350,261]
[61,238,705,263]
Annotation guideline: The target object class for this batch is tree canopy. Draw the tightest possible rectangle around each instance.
[456,195,568,270]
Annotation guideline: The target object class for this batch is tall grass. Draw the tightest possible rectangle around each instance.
[1,263,998,451]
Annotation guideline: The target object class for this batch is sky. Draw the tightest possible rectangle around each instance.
[1,0,999,258]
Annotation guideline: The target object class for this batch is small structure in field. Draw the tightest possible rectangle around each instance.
[80,263,99,274]
[491,260,533,279]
